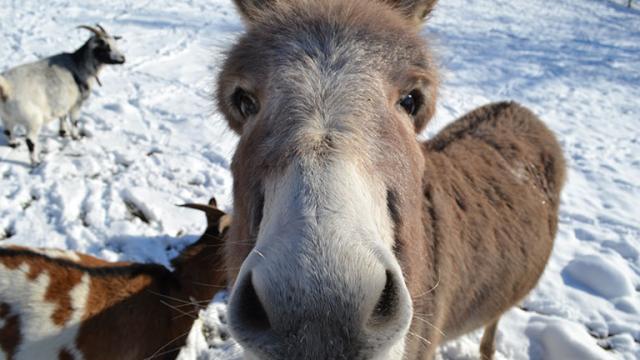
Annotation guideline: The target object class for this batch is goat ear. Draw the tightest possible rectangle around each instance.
[232,0,277,23]
[218,214,232,235]
[382,0,438,24]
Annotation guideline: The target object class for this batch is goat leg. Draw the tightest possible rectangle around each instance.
[58,116,69,138]
[25,121,41,166]
[4,129,20,148]
[69,106,82,140]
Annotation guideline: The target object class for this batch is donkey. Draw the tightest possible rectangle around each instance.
[0,198,229,360]
[216,0,566,359]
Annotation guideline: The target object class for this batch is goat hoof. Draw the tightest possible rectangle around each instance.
[8,142,20,148]
[59,130,68,138]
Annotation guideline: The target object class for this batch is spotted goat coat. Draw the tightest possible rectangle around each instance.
[0,198,229,360]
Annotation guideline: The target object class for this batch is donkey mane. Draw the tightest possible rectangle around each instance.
[425,101,565,203]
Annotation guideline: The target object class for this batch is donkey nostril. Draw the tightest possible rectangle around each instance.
[370,270,399,325]
[234,272,271,333]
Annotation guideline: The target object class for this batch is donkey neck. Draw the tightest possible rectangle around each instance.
[418,148,456,292]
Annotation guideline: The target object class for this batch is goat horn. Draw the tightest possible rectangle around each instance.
[95,24,108,35]
[77,25,102,36]
[178,203,226,220]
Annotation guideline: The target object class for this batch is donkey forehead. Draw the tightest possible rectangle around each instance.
[233,2,429,87]
[227,1,433,178]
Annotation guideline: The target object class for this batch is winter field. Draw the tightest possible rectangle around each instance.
[0,0,638,359]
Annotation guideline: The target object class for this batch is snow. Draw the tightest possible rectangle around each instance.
[1,0,639,359]
[536,318,615,360]
[564,254,636,299]
[177,292,243,360]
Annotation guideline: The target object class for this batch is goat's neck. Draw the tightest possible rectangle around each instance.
[170,233,226,306]
[70,40,102,91]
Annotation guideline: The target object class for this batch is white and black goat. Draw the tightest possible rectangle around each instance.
[0,24,125,166]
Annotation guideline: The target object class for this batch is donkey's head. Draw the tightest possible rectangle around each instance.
[217,0,438,358]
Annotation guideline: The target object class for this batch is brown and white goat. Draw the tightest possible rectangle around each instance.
[0,198,229,360]
[216,0,566,359]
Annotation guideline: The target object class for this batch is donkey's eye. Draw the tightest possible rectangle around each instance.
[399,90,423,117]
[232,88,259,118]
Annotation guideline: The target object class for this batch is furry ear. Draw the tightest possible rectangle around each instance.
[233,0,278,23]
[382,0,438,24]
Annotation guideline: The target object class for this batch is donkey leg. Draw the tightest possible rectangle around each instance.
[479,318,500,360]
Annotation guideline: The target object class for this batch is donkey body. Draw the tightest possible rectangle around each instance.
[216,1,565,359]
[0,199,229,360]
[406,101,565,358]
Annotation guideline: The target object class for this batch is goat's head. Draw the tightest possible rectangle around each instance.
[171,197,231,303]
[179,197,231,239]
[78,24,126,65]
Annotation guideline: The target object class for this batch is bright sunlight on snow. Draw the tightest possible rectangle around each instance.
[0,0,638,359]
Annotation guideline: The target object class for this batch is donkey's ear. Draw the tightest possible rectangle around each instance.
[383,0,438,24]
[233,0,277,23]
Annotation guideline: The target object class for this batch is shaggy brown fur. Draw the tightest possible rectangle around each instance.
[0,198,230,360]
[405,101,565,358]
[218,0,565,359]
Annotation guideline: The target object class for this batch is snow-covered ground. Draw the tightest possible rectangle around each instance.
[0,0,638,359]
